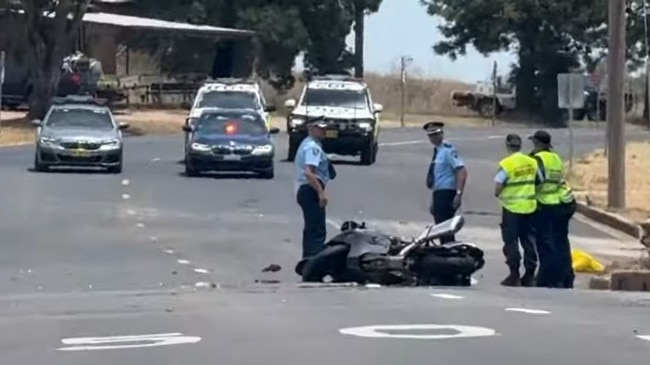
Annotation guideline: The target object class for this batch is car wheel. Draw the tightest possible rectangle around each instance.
[360,140,375,165]
[33,151,49,172]
[185,159,199,177]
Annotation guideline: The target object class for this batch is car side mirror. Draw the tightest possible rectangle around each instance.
[118,122,129,130]
[31,119,42,127]
[284,99,296,109]
[373,103,383,113]
[182,124,193,132]
[181,101,192,110]
[269,127,280,134]
[265,105,277,113]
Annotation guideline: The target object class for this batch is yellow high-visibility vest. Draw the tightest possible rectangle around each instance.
[498,152,539,214]
[535,150,564,205]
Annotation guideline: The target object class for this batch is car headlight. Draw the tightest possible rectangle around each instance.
[101,139,121,146]
[39,136,60,146]
[289,117,304,127]
[191,142,211,151]
[357,121,374,131]
[252,144,274,155]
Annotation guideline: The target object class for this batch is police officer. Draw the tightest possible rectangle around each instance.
[528,130,564,288]
[494,134,541,287]
[295,118,336,259]
[424,121,468,243]
[556,179,577,288]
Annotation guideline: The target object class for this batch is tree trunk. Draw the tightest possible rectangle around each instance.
[353,2,364,78]
[23,0,90,120]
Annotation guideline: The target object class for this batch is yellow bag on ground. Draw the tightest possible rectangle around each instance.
[572,249,605,273]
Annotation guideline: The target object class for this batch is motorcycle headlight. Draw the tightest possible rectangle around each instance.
[191,142,211,151]
[252,144,273,155]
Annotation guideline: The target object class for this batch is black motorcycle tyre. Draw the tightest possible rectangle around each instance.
[300,244,350,283]
[415,253,482,286]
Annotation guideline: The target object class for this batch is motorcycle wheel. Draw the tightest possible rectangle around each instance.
[300,244,349,283]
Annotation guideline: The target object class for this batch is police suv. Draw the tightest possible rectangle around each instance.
[284,75,383,165]
[182,78,276,155]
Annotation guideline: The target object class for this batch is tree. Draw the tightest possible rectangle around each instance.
[351,0,382,77]
[21,0,90,119]
[421,0,607,123]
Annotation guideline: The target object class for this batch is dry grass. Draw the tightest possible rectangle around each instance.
[567,141,650,222]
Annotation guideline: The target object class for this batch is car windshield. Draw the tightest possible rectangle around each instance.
[45,107,114,129]
[196,91,258,109]
[196,112,267,135]
[301,88,368,109]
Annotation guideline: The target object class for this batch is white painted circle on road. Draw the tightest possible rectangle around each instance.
[339,324,496,339]
[505,308,550,315]
[430,293,464,299]
[57,332,201,351]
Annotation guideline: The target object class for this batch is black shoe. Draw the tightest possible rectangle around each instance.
[500,273,521,287]
[521,270,536,287]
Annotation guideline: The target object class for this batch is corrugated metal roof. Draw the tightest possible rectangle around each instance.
[83,12,256,36]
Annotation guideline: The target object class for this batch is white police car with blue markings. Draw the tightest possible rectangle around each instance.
[284,75,383,165]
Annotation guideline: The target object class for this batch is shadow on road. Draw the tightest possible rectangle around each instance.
[26,167,114,175]
[177,171,266,180]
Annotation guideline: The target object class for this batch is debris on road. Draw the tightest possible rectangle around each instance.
[261,264,282,273]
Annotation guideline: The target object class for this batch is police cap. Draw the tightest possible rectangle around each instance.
[529,130,552,145]
[423,121,444,135]
[305,115,328,129]
[505,133,522,147]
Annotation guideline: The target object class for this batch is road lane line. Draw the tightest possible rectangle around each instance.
[194,268,209,274]
[505,307,550,315]
[430,293,464,300]
[177,259,191,265]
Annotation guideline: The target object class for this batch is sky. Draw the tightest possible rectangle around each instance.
[297,0,517,84]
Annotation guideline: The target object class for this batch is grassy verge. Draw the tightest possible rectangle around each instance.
[567,141,650,222]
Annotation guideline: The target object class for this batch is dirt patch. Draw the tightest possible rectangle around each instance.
[567,141,650,222]
[114,109,186,136]
[0,111,34,146]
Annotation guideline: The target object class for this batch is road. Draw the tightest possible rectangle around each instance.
[0,123,649,364]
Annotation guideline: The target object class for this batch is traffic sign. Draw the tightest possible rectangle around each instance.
[557,73,586,109]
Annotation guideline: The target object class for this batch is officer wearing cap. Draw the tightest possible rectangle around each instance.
[528,130,564,288]
[424,121,467,243]
[494,134,543,287]
[294,118,337,259]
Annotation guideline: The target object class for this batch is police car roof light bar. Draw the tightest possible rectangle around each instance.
[202,77,256,86]
[312,74,362,82]
[51,95,109,106]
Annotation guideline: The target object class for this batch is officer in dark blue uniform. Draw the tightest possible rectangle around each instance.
[424,121,468,243]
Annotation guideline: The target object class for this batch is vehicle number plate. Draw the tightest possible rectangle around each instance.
[223,154,241,161]
[325,130,338,138]
[72,149,90,157]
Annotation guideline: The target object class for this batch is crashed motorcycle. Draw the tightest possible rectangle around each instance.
[294,215,484,286]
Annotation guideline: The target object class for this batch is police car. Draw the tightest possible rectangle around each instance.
[284,75,383,165]
[182,78,275,154]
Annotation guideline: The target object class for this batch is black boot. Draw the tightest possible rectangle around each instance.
[521,269,536,287]
[500,267,521,287]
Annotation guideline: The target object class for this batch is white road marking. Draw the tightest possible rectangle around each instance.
[505,308,550,315]
[430,293,464,300]
[121,194,130,200]
[149,236,157,242]
[487,135,503,139]
[471,277,479,285]
[326,218,341,229]
[365,284,381,288]
[57,333,201,351]
[163,249,174,254]
[194,268,209,274]
[339,324,496,339]
[151,158,161,162]
[127,209,137,216]
[136,222,144,228]
[194,282,211,288]
[177,259,191,265]
[379,140,422,147]
[121,179,130,186]
[637,335,650,341]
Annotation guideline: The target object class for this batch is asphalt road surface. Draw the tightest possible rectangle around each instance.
[1,123,649,364]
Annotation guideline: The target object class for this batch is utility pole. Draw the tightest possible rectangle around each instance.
[0,50,5,136]
[399,55,413,127]
[607,0,626,209]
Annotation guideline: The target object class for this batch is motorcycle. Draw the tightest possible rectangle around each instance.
[294,215,484,286]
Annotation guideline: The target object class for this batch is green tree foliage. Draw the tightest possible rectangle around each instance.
[421,0,608,123]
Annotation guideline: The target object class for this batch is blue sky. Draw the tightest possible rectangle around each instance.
[297,0,517,84]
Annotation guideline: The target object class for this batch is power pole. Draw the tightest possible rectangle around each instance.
[0,50,4,136]
[606,0,626,209]
[399,55,412,127]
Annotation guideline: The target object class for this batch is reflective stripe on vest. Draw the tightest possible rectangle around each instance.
[498,152,538,214]
[535,150,564,205]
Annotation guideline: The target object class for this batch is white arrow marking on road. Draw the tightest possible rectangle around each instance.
[505,308,550,315]
[430,293,464,299]
[339,324,496,339]
[637,335,650,341]
[57,332,201,351]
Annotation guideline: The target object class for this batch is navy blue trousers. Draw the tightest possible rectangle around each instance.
[297,182,326,259]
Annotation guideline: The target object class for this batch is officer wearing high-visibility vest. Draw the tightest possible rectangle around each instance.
[494,134,542,287]
[556,180,577,288]
[528,130,564,288]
